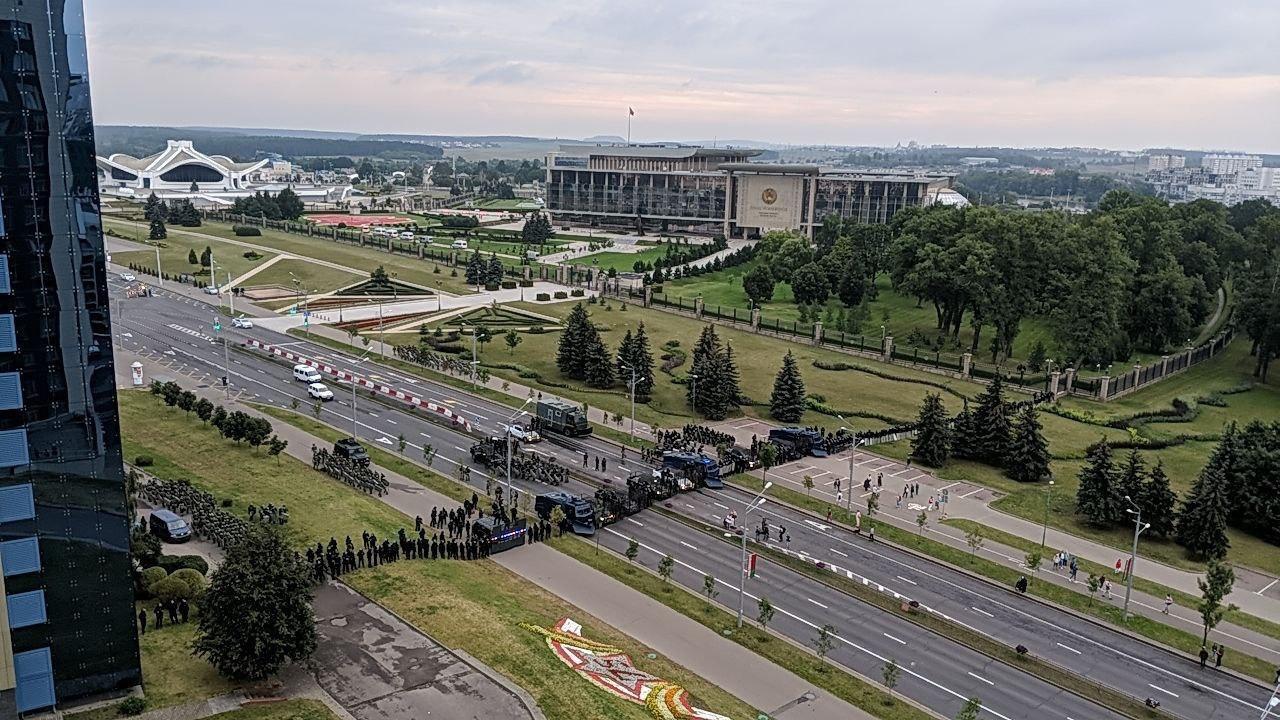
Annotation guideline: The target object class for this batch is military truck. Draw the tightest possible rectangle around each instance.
[534,399,591,437]
[535,491,596,536]
[769,426,827,458]
[661,451,723,489]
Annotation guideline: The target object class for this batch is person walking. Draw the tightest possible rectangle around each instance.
[1102,578,1112,598]
[1215,645,1224,668]
[138,608,147,635]
[1199,645,1209,669]
[1114,558,1122,574]
[1163,594,1173,614]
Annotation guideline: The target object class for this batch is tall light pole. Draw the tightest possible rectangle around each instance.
[504,399,533,504]
[836,415,862,512]
[737,480,772,628]
[226,271,235,317]
[154,246,163,286]
[347,350,373,439]
[1039,479,1055,556]
[1122,495,1150,619]
[1260,682,1280,720]
[622,362,646,439]
[688,373,698,411]
[213,315,230,400]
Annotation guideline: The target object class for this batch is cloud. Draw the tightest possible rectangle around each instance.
[469,62,536,86]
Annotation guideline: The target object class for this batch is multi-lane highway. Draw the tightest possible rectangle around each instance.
[109,280,1274,720]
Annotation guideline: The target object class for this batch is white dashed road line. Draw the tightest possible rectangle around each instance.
[806,598,828,610]
[1148,684,1178,698]
[971,607,994,618]
[1056,642,1082,655]
[883,632,907,645]
[679,541,698,551]
[967,672,994,686]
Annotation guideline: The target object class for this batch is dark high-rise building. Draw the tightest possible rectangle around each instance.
[0,0,142,714]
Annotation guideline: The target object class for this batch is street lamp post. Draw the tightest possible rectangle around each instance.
[688,373,698,411]
[213,315,230,400]
[836,415,861,512]
[348,350,373,439]
[1039,479,1055,556]
[737,480,772,628]
[1260,681,1280,720]
[505,399,533,505]
[1122,495,1150,619]
[154,246,163,286]
[622,362,646,439]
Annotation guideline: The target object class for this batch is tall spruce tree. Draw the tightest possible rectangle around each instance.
[769,351,807,422]
[615,329,635,383]
[910,393,951,467]
[971,376,1011,463]
[465,251,483,287]
[1115,450,1147,508]
[1140,460,1178,539]
[1076,439,1119,527]
[1175,463,1231,559]
[556,303,592,379]
[1005,403,1050,483]
[486,254,504,286]
[950,401,978,460]
[143,192,167,222]
[582,327,615,388]
[149,218,167,240]
[719,343,743,414]
[687,325,722,413]
[629,323,655,399]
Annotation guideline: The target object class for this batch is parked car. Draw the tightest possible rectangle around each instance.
[308,382,334,400]
[293,364,323,383]
[333,437,370,466]
[119,272,136,282]
[399,231,416,241]
[503,423,541,443]
[203,285,219,295]
[148,509,191,543]
[232,316,254,329]
[451,239,469,249]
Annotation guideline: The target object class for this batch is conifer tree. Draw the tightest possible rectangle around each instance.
[1115,449,1147,507]
[950,401,978,460]
[582,329,615,388]
[687,325,722,412]
[486,254,504,286]
[143,192,167,222]
[1076,439,1119,527]
[910,393,951,467]
[972,376,1011,463]
[1006,403,1051,483]
[1139,460,1178,539]
[149,218,167,240]
[721,344,742,411]
[556,303,591,379]
[615,329,635,382]
[465,250,483,287]
[1176,463,1231,559]
[769,351,807,422]
[629,323,655,400]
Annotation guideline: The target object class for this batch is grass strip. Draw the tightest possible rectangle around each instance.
[69,699,337,720]
[659,508,1169,720]
[124,393,757,720]
[730,474,1276,684]
[942,518,1280,645]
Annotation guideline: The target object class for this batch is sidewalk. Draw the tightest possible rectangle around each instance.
[126,353,875,720]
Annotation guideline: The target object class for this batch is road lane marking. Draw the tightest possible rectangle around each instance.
[1258,578,1278,595]
[625,518,644,527]
[385,419,397,425]
[896,575,917,586]
[1148,684,1178,698]
[679,541,698,551]
[971,607,994,618]
[883,632,907,645]
[830,548,848,558]
[713,502,729,510]
[966,672,994,686]
[806,598,828,609]
[1056,642,1082,655]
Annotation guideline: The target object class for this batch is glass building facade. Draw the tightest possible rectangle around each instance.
[0,1,141,714]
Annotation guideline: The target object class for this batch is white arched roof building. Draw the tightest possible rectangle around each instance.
[96,139,269,192]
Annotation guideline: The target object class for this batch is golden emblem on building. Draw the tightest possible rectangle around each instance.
[761,188,778,205]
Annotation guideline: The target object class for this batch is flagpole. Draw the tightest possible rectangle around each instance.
[627,113,631,144]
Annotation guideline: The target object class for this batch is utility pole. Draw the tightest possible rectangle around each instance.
[1122,495,1149,619]
[737,481,772,628]
[227,271,234,317]
[154,246,163,286]
[213,315,229,400]
[470,331,478,388]
[1039,480,1055,555]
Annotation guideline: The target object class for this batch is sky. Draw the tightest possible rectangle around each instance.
[83,1,1280,152]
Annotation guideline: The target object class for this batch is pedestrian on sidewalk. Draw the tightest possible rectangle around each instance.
[777,525,785,542]
[1163,594,1173,614]
[876,472,883,488]
[138,608,147,635]
[602,458,607,472]
[826,507,832,522]
[895,494,902,509]
[582,452,588,467]
[1114,558,1122,574]
[1102,578,1112,598]
[1069,558,1078,582]
[1215,645,1224,668]
[1199,645,1209,669]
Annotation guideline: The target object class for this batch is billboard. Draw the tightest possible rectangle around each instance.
[737,174,803,230]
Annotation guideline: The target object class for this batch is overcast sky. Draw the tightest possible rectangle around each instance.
[84,1,1280,152]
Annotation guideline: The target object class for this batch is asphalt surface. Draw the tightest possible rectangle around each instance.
[109,280,1274,720]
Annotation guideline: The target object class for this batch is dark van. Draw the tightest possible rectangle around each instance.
[149,509,192,543]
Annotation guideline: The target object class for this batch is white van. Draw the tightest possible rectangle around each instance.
[399,231,416,241]
[292,364,323,383]
[451,239,468,250]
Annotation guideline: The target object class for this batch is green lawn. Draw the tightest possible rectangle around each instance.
[202,700,339,720]
[108,220,276,285]
[567,247,669,273]
[121,391,756,720]
[474,198,543,211]
[243,259,364,296]
[109,216,478,295]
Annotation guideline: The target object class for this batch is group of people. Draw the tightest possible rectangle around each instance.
[1198,643,1227,669]
[246,502,288,525]
[137,597,190,634]
[471,437,568,485]
[141,478,248,550]
[311,444,390,496]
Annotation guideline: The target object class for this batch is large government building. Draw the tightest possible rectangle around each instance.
[544,144,956,237]
[1,0,141,713]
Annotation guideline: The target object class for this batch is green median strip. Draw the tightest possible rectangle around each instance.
[657,507,1169,720]
[731,474,1276,684]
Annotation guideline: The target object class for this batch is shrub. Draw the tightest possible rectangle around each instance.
[553,291,568,299]
[118,697,147,716]
[139,566,168,596]
[570,288,585,297]
[535,293,551,301]
[484,283,500,291]
[519,279,534,287]
[528,325,546,334]
[134,455,154,467]
[232,225,262,237]
[157,554,210,576]
[170,568,207,596]
[242,250,262,260]
[501,280,517,289]
[149,575,194,602]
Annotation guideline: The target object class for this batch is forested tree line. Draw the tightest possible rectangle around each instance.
[229,188,306,221]
[886,192,1256,367]
[909,379,1051,485]
[955,169,1136,205]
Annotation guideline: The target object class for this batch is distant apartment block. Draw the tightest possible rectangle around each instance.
[1200,153,1262,177]
[1146,154,1185,171]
